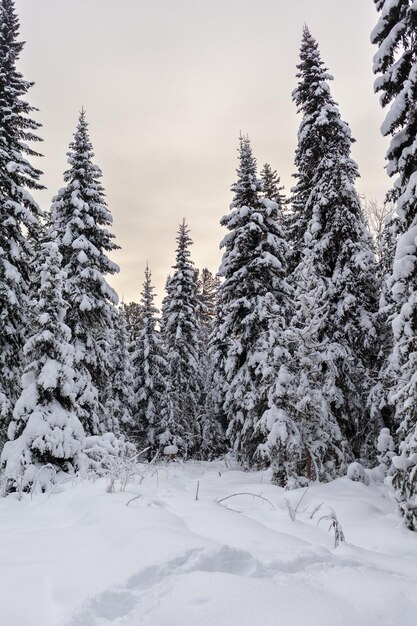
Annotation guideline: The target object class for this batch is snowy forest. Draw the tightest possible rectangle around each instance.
[2,1,417,623]
[1,0,417,522]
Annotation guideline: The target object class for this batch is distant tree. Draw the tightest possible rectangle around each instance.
[291,26,379,460]
[162,221,203,455]
[362,197,395,268]
[369,212,399,433]
[1,240,85,493]
[50,110,119,436]
[105,307,135,436]
[194,268,225,459]
[123,301,143,345]
[131,264,170,454]
[0,0,44,441]
[260,163,286,221]
[372,0,417,529]
[195,268,219,334]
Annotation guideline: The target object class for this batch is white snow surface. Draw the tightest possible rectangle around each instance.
[0,460,416,626]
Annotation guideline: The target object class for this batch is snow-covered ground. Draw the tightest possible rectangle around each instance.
[1,460,416,626]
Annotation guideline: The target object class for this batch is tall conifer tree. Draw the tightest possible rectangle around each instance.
[131,264,170,453]
[291,27,379,460]
[0,0,44,440]
[162,221,203,455]
[372,0,417,529]
[214,136,293,469]
[50,111,119,436]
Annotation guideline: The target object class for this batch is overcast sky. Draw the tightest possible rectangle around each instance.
[18,0,388,305]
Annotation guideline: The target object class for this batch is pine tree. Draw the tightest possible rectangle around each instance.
[131,264,170,454]
[0,0,44,441]
[290,27,379,461]
[372,0,417,529]
[214,136,293,470]
[1,239,85,492]
[50,110,119,436]
[162,221,203,456]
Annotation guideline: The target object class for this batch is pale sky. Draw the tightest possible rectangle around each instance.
[18,0,389,305]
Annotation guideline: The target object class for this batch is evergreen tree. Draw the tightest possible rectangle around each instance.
[206,288,229,440]
[131,264,170,454]
[195,268,219,335]
[50,110,119,436]
[288,250,345,485]
[290,27,379,460]
[372,0,417,529]
[105,307,134,436]
[369,213,398,433]
[123,301,143,345]
[214,136,293,470]
[260,163,286,221]
[1,239,85,492]
[194,268,225,459]
[0,0,44,440]
[288,26,336,270]
[162,221,203,455]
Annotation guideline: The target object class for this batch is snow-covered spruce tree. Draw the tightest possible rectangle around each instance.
[260,163,286,221]
[288,247,345,485]
[50,110,119,436]
[214,135,294,471]
[1,239,85,493]
[104,306,134,436]
[290,27,379,460]
[0,0,44,442]
[372,0,417,528]
[161,221,203,456]
[131,264,170,454]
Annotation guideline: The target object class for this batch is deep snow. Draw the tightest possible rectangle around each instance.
[0,460,416,626]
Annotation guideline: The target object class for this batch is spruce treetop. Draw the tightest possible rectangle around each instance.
[293,25,334,116]
[51,110,119,309]
[229,135,262,211]
[290,26,357,267]
[141,262,159,326]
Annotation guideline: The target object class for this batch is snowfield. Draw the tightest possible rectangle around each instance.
[1,460,416,626]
